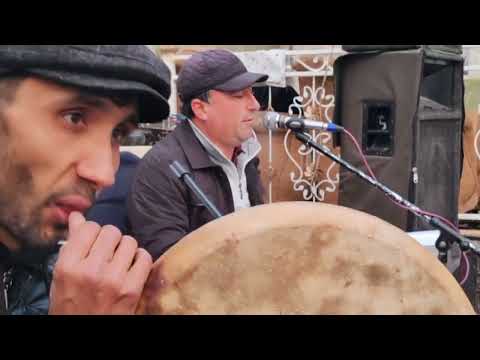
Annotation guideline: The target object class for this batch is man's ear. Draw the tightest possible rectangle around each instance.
[191,98,208,121]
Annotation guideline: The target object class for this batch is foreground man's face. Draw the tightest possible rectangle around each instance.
[0,77,137,260]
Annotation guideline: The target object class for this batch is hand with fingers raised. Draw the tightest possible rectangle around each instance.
[48,212,153,315]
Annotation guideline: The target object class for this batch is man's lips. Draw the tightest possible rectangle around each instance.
[54,195,93,213]
[46,195,93,223]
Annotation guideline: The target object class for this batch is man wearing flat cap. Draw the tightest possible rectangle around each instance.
[0,45,171,315]
[128,49,268,260]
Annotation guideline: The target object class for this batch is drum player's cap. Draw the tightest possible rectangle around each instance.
[0,45,171,123]
[177,48,269,102]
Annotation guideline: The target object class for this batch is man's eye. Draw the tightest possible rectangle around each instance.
[63,112,86,126]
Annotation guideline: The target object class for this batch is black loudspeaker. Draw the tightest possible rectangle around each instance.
[342,45,463,58]
[334,48,464,232]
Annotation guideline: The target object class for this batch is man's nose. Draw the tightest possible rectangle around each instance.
[76,145,118,190]
[248,91,261,111]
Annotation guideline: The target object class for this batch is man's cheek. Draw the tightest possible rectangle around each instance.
[113,151,121,173]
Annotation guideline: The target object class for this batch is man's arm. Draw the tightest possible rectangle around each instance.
[127,153,190,261]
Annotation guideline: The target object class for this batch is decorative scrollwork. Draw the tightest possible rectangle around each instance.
[283,49,340,202]
[475,128,480,161]
[284,128,339,202]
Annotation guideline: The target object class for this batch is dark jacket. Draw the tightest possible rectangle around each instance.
[127,121,265,260]
[1,244,58,315]
[86,151,141,235]
[0,153,140,316]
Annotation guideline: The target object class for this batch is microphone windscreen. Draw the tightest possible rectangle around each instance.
[263,112,280,130]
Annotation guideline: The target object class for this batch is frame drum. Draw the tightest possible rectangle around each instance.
[137,202,474,315]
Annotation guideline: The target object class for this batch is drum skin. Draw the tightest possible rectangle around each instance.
[137,202,475,315]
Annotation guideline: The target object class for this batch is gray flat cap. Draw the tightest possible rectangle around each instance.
[0,45,171,122]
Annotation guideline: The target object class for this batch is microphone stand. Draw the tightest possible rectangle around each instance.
[292,129,480,264]
[169,161,223,219]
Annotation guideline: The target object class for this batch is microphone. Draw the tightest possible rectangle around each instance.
[169,161,223,219]
[263,112,344,133]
